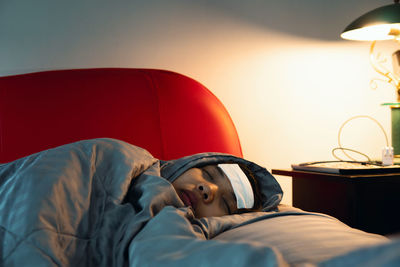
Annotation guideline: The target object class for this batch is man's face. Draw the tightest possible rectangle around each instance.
[172,165,238,218]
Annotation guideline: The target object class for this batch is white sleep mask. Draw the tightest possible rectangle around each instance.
[218,164,254,209]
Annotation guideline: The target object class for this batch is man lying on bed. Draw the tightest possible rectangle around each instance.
[0,138,285,266]
[1,138,396,267]
[170,162,262,218]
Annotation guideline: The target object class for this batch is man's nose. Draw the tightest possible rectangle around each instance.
[197,183,217,203]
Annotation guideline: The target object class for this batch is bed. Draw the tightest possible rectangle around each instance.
[1,68,399,266]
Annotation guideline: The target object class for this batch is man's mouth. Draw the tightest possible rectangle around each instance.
[180,190,198,209]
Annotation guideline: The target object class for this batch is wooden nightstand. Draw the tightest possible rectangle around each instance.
[271,169,400,235]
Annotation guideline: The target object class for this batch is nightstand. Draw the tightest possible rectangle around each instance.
[271,169,400,235]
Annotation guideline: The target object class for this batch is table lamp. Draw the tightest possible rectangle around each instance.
[341,0,400,157]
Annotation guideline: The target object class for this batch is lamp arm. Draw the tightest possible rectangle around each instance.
[369,40,400,100]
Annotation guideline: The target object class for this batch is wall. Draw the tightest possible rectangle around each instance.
[0,0,396,205]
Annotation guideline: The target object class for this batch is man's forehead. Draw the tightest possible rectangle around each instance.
[216,164,255,210]
[203,165,227,179]
[203,164,237,201]
[215,165,228,179]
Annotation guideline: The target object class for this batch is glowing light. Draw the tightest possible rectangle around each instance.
[341,23,400,41]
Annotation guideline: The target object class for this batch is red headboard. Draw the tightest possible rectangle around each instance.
[0,68,242,162]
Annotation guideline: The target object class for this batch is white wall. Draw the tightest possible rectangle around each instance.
[0,0,396,205]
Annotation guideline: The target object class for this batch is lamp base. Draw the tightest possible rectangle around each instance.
[383,103,400,157]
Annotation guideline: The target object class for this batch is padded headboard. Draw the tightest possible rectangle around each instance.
[0,68,242,163]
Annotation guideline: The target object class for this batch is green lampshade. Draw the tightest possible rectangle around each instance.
[341,2,400,41]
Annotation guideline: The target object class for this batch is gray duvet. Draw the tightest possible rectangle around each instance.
[1,138,399,266]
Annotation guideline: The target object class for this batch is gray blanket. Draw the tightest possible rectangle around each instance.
[1,138,399,266]
[0,138,287,266]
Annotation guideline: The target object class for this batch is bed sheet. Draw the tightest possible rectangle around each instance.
[215,205,388,265]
